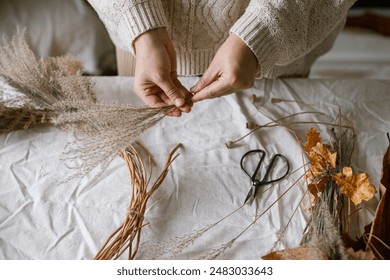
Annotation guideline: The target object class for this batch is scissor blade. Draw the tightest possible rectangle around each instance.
[243,187,255,205]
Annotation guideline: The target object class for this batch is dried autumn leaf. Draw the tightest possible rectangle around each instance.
[304,127,322,153]
[332,166,376,205]
[308,176,330,201]
[262,246,328,260]
[345,248,375,260]
[306,142,337,180]
[312,142,337,169]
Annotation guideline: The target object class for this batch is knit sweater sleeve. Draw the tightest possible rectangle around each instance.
[230,0,356,77]
[87,0,168,53]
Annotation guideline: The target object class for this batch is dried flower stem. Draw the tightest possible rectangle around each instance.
[269,186,309,252]
[254,121,352,130]
[202,168,304,259]
[147,204,245,259]
[271,98,312,106]
[225,111,324,148]
[363,233,390,260]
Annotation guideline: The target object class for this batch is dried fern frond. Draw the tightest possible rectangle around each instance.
[94,144,181,260]
[1,32,169,178]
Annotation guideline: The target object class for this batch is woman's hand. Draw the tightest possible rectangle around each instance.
[190,34,258,102]
[134,28,192,117]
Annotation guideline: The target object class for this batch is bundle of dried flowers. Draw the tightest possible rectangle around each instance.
[94,144,181,260]
[0,33,166,177]
[225,95,387,259]
[263,126,390,260]
[300,127,376,257]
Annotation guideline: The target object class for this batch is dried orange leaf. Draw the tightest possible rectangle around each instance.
[262,246,328,260]
[306,142,337,180]
[345,248,375,260]
[332,166,376,205]
[304,127,322,153]
[306,157,326,179]
[312,142,337,169]
[308,176,330,200]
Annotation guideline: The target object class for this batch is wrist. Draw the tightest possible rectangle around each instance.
[228,34,258,75]
[134,27,168,53]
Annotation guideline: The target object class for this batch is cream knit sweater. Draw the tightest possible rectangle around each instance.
[88,0,356,78]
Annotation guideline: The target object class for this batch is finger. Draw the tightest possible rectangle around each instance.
[165,107,182,117]
[172,74,192,98]
[191,78,233,103]
[138,92,167,108]
[156,78,185,107]
[178,103,192,113]
[147,92,182,117]
[134,84,168,107]
[158,91,173,106]
[157,91,191,113]
[174,79,193,113]
[153,91,183,117]
[140,93,183,116]
[190,67,219,93]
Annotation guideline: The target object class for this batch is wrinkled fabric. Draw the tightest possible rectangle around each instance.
[1,77,389,259]
[0,0,115,75]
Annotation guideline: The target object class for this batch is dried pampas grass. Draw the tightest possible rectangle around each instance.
[0,33,167,178]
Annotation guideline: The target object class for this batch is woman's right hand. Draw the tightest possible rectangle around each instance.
[133,28,192,117]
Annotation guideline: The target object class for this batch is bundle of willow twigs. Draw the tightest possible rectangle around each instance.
[94,144,181,260]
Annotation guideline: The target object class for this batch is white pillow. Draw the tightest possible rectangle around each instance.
[0,0,116,75]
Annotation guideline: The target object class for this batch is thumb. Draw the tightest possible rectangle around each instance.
[191,78,230,103]
[190,69,218,93]
[157,78,185,107]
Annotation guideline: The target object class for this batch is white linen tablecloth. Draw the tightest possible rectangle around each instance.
[1,77,389,259]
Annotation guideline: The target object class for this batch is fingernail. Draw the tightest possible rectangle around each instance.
[190,85,198,93]
[175,97,184,107]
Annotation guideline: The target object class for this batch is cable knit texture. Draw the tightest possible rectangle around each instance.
[88,0,356,77]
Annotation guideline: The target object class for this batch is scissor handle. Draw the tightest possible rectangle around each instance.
[240,149,266,182]
[240,150,290,185]
[262,153,290,184]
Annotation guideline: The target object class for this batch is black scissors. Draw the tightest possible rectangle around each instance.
[240,149,290,205]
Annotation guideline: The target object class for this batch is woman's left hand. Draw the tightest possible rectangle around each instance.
[190,34,258,102]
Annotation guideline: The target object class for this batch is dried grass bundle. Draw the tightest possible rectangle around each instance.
[299,123,358,259]
[0,33,94,110]
[0,33,167,177]
[0,104,51,132]
[94,144,181,260]
[300,180,349,259]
